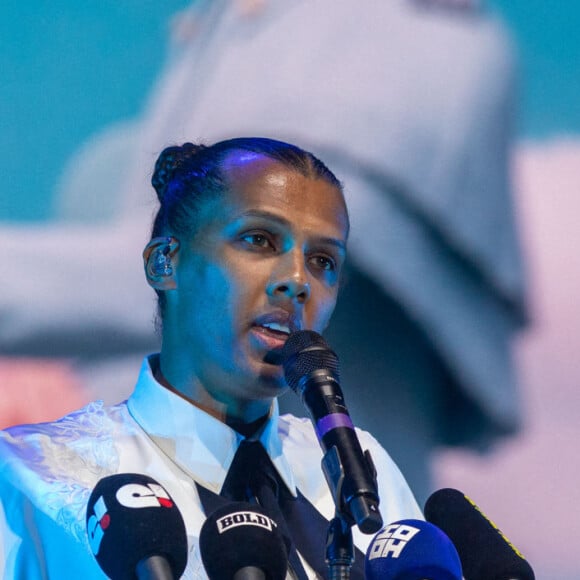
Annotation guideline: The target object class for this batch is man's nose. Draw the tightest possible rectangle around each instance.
[266,251,311,304]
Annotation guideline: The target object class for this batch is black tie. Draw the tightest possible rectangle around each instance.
[221,440,309,580]
[195,440,366,579]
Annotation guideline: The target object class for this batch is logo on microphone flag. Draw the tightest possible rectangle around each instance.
[367,523,421,559]
[115,482,174,509]
[87,481,174,555]
[216,510,278,533]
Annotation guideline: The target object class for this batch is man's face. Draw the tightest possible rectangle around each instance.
[164,151,349,406]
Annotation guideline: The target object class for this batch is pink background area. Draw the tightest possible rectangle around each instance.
[0,358,88,428]
[434,140,580,579]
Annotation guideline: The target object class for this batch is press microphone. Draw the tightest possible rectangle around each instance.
[365,519,463,580]
[424,488,535,580]
[199,502,289,580]
[86,473,188,580]
[281,330,382,534]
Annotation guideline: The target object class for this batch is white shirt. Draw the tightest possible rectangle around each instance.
[0,355,422,578]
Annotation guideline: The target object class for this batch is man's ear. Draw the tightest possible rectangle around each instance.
[143,236,180,290]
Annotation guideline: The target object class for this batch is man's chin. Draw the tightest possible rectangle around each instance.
[256,363,287,394]
[263,348,284,366]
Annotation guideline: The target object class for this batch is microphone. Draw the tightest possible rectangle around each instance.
[86,473,188,580]
[281,330,382,534]
[199,502,289,580]
[365,519,463,580]
[424,488,535,580]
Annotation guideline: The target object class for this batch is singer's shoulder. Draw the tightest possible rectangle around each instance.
[0,399,130,444]
[0,401,141,575]
[0,401,134,547]
[0,400,134,486]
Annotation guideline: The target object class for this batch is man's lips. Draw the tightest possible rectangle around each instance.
[250,324,290,351]
[252,311,301,335]
[250,311,301,356]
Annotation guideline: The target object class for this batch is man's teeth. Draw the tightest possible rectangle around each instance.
[262,322,290,334]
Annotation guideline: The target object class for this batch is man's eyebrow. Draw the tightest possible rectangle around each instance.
[239,209,346,252]
[317,237,347,253]
[239,209,290,226]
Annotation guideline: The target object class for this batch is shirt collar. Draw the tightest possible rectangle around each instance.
[127,355,297,496]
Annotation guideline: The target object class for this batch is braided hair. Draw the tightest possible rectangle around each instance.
[150,137,343,240]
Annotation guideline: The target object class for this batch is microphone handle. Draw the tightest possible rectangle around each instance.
[303,373,382,533]
[233,566,267,580]
[136,555,175,580]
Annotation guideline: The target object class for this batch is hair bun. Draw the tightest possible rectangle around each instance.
[151,142,206,201]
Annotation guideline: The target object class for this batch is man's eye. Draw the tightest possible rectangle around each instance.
[240,232,274,249]
[310,255,336,271]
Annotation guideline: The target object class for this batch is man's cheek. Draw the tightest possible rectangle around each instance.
[315,300,338,333]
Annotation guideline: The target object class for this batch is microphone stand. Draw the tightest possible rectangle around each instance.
[326,513,354,580]
[136,555,175,580]
[321,443,383,578]
[322,446,355,579]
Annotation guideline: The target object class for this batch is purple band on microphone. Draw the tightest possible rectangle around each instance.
[316,413,354,437]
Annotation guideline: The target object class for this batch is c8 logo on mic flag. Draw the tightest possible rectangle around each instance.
[86,474,180,558]
[116,482,174,509]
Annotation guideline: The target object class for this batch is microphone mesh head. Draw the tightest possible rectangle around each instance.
[365,519,463,580]
[200,502,288,580]
[86,473,188,580]
[424,488,535,580]
[281,330,340,393]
